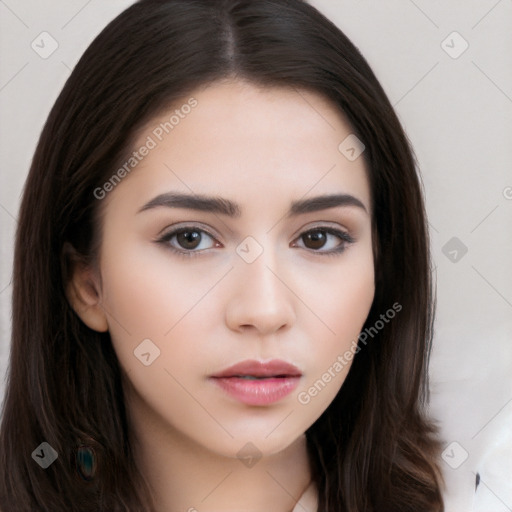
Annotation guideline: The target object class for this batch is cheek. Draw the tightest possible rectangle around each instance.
[98,241,227,340]
[328,261,375,339]
[295,248,375,406]
[96,240,231,396]
[298,245,375,344]
[97,250,214,423]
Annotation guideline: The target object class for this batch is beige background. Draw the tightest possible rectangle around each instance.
[1,1,511,510]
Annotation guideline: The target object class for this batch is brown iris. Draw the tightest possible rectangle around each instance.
[176,230,202,249]
[302,230,327,250]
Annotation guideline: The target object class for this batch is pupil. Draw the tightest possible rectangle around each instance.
[177,230,201,249]
[305,230,326,249]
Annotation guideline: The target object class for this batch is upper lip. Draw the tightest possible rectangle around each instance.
[211,359,302,378]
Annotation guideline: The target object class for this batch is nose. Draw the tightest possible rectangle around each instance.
[224,245,296,336]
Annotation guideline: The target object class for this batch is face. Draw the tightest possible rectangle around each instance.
[87,79,375,459]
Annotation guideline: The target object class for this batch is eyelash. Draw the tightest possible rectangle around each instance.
[155,225,355,259]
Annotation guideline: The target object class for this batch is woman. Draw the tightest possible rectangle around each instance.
[0,0,444,510]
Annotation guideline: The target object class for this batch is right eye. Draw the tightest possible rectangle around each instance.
[156,225,222,258]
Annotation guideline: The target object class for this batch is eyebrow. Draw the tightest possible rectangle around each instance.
[138,192,368,217]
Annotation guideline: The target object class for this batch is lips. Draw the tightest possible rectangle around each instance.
[209,360,302,406]
[211,359,302,379]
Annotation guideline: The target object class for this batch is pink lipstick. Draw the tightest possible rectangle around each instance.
[210,359,302,406]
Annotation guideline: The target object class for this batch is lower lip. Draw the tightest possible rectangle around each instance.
[210,376,301,406]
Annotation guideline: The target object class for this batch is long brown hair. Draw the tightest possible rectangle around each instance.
[0,0,444,510]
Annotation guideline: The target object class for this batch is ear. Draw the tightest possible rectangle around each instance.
[63,242,109,333]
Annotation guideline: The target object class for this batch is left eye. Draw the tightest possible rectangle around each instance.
[292,228,354,253]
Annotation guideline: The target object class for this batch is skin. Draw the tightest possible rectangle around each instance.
[69,79,375,512]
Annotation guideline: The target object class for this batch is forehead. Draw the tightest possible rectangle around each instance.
[103,79,371,214]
